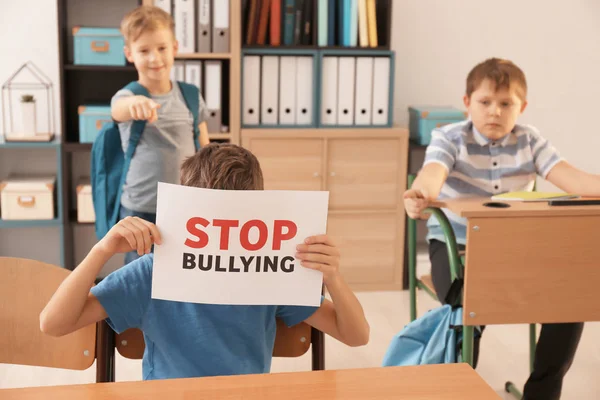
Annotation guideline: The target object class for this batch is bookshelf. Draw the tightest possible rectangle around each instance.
[1,0,407,290]
[236,0,407,293]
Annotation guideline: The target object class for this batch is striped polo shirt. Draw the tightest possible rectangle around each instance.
[423,120,563,244]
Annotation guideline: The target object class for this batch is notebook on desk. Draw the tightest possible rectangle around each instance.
[491,191,580,202]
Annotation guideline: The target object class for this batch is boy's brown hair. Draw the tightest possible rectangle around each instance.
[181,143,264,191]
[120,6,175,45]
[466,58,528,101]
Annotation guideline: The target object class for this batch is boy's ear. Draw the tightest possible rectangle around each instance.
[173,40,179,56]
[463,94,471,108]
[124,46,134,63]
[520,100,528,114]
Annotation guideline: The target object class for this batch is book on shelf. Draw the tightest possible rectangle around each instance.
[243,0,385,47]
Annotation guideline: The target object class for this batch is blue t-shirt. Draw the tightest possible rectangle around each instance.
[90,254,319,380]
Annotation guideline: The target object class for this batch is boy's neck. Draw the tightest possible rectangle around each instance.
[138,77,172,96]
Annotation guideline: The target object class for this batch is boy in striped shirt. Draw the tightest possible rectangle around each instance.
[404,58,600,400]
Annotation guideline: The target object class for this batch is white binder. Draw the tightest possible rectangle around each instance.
[243,56,260,125]
[260,56,279,125]
[337,57,356,125]
[320,57,338,125]
[174,0,195,53]
[171,61,185,82]
[197,0,211,52]
[204,60,222,132]
[279,57,296,125]
[354,57,373,125]
[372,57,391,125]
[213,0,230,52]
[155,0,172,14]
[184,61,202,89]
[295,56,313,125]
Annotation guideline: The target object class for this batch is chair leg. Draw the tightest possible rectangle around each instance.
[311,327,325,371]
[529,323,536,373]
[95,320,115,383]
[407,174,418,322]
[504,324,536,399]
[408,215,418,322]
[462,325,474,367]
[504,382,523,399]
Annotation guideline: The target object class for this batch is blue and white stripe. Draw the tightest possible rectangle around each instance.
[423,120,563,244]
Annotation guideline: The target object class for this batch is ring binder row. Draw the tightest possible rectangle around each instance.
[241,52,393,128]
[171,60,227,133]
[157,0,230,54]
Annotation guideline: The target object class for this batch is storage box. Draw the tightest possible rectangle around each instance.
[0,176,55,220]
[76,178,95,223]
[78,105,112,143]
[73,27,125,66]
[408,106,468,145]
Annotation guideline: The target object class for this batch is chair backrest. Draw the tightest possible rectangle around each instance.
[115,320,312,360]
[0,257,97,370]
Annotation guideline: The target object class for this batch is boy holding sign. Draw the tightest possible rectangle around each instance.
[40,144,370,380]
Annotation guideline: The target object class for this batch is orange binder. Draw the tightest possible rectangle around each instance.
[270,0,282,46]
[246,0,259,45]
[257,0,272,45]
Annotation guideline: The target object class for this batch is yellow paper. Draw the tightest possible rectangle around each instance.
[491,191,579,201]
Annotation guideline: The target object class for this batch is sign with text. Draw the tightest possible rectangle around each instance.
[152,183,329,306]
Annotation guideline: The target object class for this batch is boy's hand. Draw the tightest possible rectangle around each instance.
[296,235,340,284]
[96,217,162,257]
[129,96,161,123]
[403,188,430,219]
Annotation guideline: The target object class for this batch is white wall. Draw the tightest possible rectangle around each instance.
[392,0,600,190]
[0,0,61,136]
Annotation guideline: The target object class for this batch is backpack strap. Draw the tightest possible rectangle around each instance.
[111,81,150,224]
[177,81,201,150]
[123,81,150,157]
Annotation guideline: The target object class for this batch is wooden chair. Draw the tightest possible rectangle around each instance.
[0,257,112,382]
[103,321,325,381]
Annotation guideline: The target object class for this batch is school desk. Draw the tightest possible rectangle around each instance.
[430,198,600,366]
[0,364,499,399]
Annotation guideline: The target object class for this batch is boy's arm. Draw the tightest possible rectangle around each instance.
[39,248,110,337]
[403,163,448,219]
[112,95,160,123]
[410,163,449,200]
[297,235,370,347]
[199,121,210,147]
[40,217,161,337]
[546,161,600,196]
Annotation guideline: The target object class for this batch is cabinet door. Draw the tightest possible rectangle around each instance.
[327,213,400,287]
[246,138,323,191]
[327,138,400,209]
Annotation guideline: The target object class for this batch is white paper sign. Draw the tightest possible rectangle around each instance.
[152,183,329,306]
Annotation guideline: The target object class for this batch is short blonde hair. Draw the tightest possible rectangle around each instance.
[120,6,174,45]
[466,58,528,102]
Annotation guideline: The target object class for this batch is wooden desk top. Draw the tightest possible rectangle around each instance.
[0,364,499,400]
[432,197,600,218]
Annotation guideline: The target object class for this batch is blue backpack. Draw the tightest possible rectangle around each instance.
[382,305,464,366]
[91,81,200,240]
